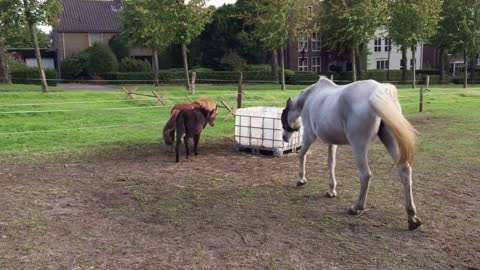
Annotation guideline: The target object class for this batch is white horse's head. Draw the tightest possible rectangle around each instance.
[281,97,302,142]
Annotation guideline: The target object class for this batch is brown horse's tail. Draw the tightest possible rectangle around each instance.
[370,83,416,166]
[163,110,180,145]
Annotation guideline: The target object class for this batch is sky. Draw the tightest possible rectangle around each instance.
[208,0,237,7]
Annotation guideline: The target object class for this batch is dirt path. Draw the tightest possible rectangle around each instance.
[0,140,479,269]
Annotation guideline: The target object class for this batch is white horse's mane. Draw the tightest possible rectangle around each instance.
[292,77,336,110]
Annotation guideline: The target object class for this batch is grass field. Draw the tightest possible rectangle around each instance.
[0,83,479,268]
[1,83,478,163]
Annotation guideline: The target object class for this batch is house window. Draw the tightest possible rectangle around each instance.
[312,57,321,73]
[410,58,417,68]
[376,60,389,70]
[298,34,308,52]
[312,32,321,51]
[374,38,382,52]
[298,57,309,72]
[385,38,392,52]
[88,33,103,46]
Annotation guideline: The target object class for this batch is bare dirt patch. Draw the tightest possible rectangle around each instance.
[0,140,479,269]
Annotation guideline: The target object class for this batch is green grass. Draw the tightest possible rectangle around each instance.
[0,83,479,164]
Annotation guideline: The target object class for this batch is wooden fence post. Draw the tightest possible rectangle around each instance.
[237,72,243,109]
[419,86,424,113]
[191,72,196,95]
[426,75,430,90]
[330,74,334,81]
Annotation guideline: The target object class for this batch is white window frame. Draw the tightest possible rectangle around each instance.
[311,56,321,73]
[298,57,309,72]
[385,38,392,52]
[376,60,389,70]
[374,38,382,52]
[88,33,103,47]
[298,34,308,52]
[312,32,321,52]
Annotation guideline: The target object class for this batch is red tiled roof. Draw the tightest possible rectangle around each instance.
[57,0,121,33]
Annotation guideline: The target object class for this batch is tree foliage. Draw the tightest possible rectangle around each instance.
[87,43,118,75]
[321,0,387,81]
[5,26,51,48]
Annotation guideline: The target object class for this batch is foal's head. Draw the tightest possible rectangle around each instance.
[281,98,302,142]
[208,106,219,127]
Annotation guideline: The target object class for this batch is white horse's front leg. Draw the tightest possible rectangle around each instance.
[297,135,314,186]
[326,144,338,198]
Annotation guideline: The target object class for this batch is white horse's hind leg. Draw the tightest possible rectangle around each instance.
[378,124,422,230]
[325,144,338,198]
[348,144,372,215]
[297,134,315,186]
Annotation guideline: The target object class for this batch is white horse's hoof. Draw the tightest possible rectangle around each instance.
[408,217,422,231]
[348,206,365,216]
[296,178,307,187]
[325,191,337,198]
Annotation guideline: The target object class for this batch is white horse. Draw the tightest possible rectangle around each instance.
[281,78,421,230]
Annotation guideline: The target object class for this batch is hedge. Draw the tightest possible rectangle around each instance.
[11,68,58,86]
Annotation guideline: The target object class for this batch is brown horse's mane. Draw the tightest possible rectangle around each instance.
[194,97,217,111]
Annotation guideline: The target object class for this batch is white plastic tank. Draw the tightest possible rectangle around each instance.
[235,107,303,155]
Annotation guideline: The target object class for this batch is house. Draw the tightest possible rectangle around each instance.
[367,30,423,71]
[52,0,151,69]
[285,29,429,73]
[8,48,57,70]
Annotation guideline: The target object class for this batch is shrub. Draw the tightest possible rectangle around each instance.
[61,51,90,80]
[118,58,151,72]
[247,65,272,72]
[86,43,118,75]
[108,34,130,61]
[220,52,248,71]
[11,66,57,86]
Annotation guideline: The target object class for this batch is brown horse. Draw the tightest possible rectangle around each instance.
[175,106,217,162]
[163,97,217,147]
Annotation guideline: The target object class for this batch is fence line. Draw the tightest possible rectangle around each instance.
[0,121,166,136]
[0,105,173,115]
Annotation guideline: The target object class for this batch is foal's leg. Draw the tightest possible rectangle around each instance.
[379,124,422,230]
[348,143,372,215]
[297,134,315,186]
[184,136,190,160]
[325,144,338,198]
[175,135,181,163]
[193,134,200,156]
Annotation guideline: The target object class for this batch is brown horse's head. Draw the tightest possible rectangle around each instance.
[207,106,218,127]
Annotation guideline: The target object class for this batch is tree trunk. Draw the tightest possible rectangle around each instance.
[153,48,159,86]
[355,45,362,79]
[464,50,468,89]
[387,44,392,82]
[181,43,191,91]
[0,36,11,84]
[401,46,407,83]
[28,22,48,92]
[411,46,416,89]
[280,46,286,91]
[271,48,279,83]
[352,45,357,82]
[439,48,445,82]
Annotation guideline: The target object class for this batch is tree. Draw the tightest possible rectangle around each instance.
[164,0,213,91]
[121,0,171,86]
[321,0,387,82]
[440,0,480,88]
[0,0,21,84]
[388,0,443,88]
[16,0,61,92]
[5,25,51,48]
[87,43,118,75]
[253,0,320,91]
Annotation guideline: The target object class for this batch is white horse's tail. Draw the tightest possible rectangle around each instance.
[369,84,416,166]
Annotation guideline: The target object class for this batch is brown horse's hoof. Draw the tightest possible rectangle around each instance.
[325,191,337,198]
[348,206,365,216]
[408,217,422,231]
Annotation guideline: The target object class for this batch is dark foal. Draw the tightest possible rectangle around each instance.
[175,107,216,163]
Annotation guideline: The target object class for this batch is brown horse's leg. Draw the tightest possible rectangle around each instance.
[193,134,200,156]
[184,136,190,159]
[175,135,181,163]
